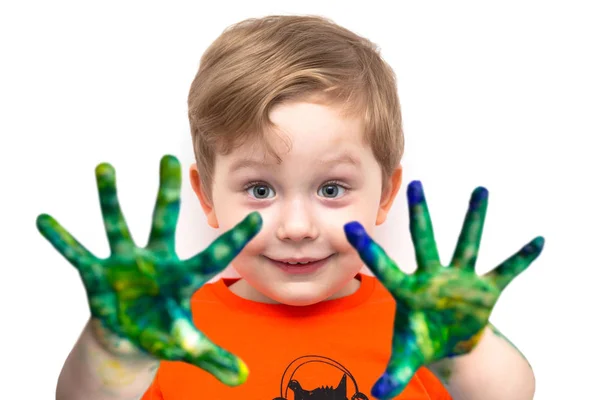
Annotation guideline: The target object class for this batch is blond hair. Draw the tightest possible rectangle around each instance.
[188,15,403,200]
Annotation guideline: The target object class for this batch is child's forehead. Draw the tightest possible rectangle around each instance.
[235,120,365,158]
[216,100,370,169]
[225,131,364,165]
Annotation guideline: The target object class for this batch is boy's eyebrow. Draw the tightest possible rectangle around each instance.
[228,151,361,173]
[317,152,361,167]
[228,158,278,173]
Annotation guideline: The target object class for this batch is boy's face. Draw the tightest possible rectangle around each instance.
[191,100,402,306]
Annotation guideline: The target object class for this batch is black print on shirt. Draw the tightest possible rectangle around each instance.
[272,355,369,400]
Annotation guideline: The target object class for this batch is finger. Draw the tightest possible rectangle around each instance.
[181,211,262,280]
[36,214,104,288]
[166,301,249,386]
[36,214,97,268]
[372,337,422,400]
[484,236,545,291]
[185,332,249,386]
[372,312,441,399]
[344,221,406,289]
[450,187,489,270]
[147,155,181,253]
[127,299,248,386]
[96,163,135,253]
[407,181,441,272]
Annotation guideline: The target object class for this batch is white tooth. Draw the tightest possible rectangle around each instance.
[299,261,309,264]
[287,262,298,264]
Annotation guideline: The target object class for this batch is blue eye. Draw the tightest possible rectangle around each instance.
[318,183,346,198]
[246,184,275,199]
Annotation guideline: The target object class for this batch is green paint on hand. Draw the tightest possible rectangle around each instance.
[37,155,262,386]
[344,181,544,399]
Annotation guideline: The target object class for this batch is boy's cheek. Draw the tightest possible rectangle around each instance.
[322,213,377,245]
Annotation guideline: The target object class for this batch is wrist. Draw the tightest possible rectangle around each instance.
[57,319,160,400]
[89,318,154,361]
[426,325,535,400]
[427,356,457,385]
[426,326,490,384]
[82,319,159,393]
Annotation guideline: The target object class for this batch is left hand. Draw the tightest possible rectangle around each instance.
[36,156,262,386]
[344,181,544,399]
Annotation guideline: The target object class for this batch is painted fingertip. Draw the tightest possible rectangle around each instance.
[211,354,250,387]
[469,186,489,209]
[244,211,263,232]
[95,162,115,177]
[36,213,52,233]
[343,221,368,249]
[36,213,49,225]
[371,373,397,399]
[159,155,182,183]
[161,154,179,163]
[523,236,545,256]
[237,359,249,384]
[407,180,425,205]
[160,154,181,170]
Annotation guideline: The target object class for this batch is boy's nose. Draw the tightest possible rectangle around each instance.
[276,200,318,242]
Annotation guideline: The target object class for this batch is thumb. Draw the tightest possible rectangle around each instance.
[371,354,420,399]
[188,340,249,387]
[372,325,425,399]
[170,315,248,386]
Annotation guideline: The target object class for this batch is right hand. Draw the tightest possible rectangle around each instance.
[36,155,262,386]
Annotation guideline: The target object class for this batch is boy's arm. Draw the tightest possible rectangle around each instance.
[56,319,158,400]
[428,324,534,400]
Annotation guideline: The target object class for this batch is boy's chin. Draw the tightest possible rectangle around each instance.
[271,290,329,306]
[264,279,356,306]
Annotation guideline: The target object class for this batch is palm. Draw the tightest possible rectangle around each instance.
[393,266,499,360]
[36,155,262,386]
[344,181,544,399]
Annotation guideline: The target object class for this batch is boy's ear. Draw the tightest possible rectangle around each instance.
[189,164,219,228]
[376,166,403,225]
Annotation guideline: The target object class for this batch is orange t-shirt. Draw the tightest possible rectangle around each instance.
[142,274,452,399]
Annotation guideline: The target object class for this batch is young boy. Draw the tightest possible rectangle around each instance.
[38,15,543,400]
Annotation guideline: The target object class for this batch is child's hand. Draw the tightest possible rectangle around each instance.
[37,155,262,386]
[344,181,544,399]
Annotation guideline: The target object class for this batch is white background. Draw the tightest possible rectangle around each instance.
[1,1,598,398]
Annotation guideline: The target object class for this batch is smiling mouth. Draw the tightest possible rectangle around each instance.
[266,254,333,263]
[264,254,335,274]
